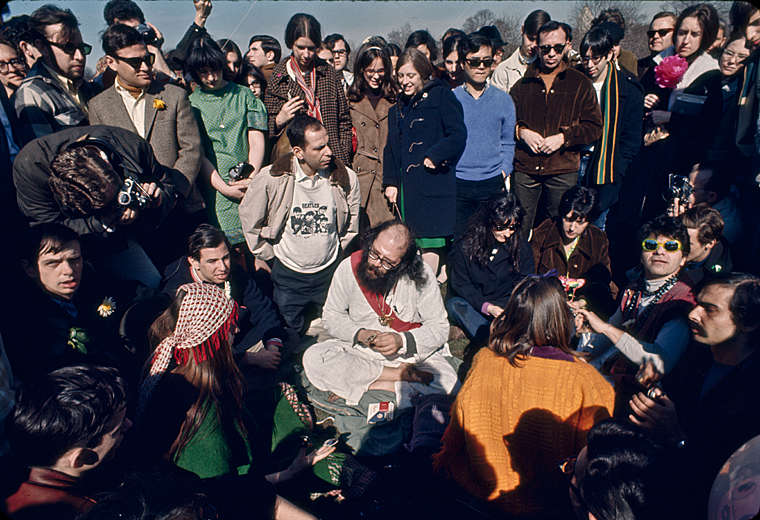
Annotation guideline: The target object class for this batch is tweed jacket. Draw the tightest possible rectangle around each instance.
[12,62,100,146]
[88,80,204,213]
[510,61,602,176]
[238,153,360,261]
[264,57,352,164]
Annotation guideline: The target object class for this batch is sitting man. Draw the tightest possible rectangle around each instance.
[531,186,614,315]
[162,224,285,370]
[680,205,732,287]
[13,125,185,287]
[302,221,459,416]
[2,224,132,384]
[629,273,760,516]
[239,114,360,335]
[575,215,695,383]
[4,365,131,519]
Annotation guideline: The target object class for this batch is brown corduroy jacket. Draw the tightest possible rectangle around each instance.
[510,61,602,176]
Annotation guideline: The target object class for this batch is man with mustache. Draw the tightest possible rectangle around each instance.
[627,273,760,515]
[302,221,459,422]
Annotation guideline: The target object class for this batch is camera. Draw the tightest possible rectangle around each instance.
[228,162,254,182]
[117,177,151,209]
[665,173,694,202]
[135,23,161,47]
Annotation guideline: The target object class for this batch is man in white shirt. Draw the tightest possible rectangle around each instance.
[491,10,550,93]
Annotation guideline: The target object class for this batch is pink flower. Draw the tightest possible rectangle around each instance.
[654,55,689,89]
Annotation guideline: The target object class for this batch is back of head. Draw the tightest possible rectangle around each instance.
[103,0,144,26]
[681,205,724,246]
[8,365,126,468]
[591,8,626,33]
[0,15,42,48]
[187,223,229,261]
[489,276,574,365]
[248,34,281,64]
[580,420,669,520]
[286,113,324,149]
[701,273,760,340]
[475,25,503,50]
[102,23,143,56]
[730,2,758,30]
[216,38,241,59]
[30,4,79,40]
[559,185,596,221]
[524,10,552,38]
[49,144,123,217]
[185,36,226,83]
[285,13,321,49]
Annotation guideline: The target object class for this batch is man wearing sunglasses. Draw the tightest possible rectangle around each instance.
[637,11,677,79]
[13,5,100,146]
[452,33,515,238]
[574,216,695,380]
[509,20,602,239]
[88,24,204,260]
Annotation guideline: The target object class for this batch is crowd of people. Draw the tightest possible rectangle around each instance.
[0,0,760,518]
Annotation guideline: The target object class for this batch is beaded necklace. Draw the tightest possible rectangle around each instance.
[621,275,678,331]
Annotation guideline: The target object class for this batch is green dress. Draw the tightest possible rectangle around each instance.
[189,82,267,245]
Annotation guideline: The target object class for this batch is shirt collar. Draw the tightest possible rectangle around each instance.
[294,158,327,183]
[43,63,78,94]
[114,76,145,99]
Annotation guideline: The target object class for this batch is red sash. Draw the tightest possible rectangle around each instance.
[350,251,421,332]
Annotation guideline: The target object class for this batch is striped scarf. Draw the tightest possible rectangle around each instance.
[593,64,620,185]
[290,56,322,122]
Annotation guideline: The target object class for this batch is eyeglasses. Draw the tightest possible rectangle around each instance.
[539,43,566,56]
[0,57,25,72]
[493,222,517,232]
[365,68,385,77]
[368,248,400,271]
[647,28,675,39]
[465,57,494,68]
[641,239,682,252]
[581,55,604,65]
[723,49,750,61]
[112,53,155,71]
[47,40,92,56]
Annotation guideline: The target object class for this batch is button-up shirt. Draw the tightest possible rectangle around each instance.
[114,77,147,138]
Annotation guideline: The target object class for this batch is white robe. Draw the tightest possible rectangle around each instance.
[302,256,460,408]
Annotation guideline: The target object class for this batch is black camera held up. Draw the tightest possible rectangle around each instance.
[117,176,151,210]
[136,23,162,47]
[228,162,254,182]
[665,173,694,203]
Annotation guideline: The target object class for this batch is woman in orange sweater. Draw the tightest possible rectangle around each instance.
[433,276,614,517]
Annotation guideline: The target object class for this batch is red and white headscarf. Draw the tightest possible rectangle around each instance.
[148,282,239,377]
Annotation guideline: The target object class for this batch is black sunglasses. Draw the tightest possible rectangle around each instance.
[465,57,494,68]
[647,28,674,39]
[539,43,566,56]
[113,53,155,71]
[47,40,92,56]
[494,222,517,232]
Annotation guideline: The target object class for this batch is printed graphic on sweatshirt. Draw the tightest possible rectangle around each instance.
[289,202,332,235]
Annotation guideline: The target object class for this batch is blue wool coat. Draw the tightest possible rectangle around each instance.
[383,79,466,238]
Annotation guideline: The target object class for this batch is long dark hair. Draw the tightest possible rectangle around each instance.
[461,194,524,269]
[348,43,397,103]
[489,276,576,366]
[147,288,246,462]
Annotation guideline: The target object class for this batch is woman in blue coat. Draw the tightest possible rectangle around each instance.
[383,48,466,278]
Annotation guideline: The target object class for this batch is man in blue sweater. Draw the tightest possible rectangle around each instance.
[453,33,516,239]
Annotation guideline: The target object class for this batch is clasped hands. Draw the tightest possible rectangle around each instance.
[519,128,565,155]
[357,328,403,358]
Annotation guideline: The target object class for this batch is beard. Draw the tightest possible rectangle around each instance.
[356,251,401,295]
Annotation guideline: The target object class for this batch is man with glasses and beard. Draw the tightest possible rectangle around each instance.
[302,221,459,415]
[509,20,602,238]
[13,5,100,145]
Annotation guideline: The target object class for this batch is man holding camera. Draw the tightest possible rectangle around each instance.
[88,24,204,263]
[13,124,186,288]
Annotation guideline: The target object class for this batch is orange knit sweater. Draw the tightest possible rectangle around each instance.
[433,347,614,515]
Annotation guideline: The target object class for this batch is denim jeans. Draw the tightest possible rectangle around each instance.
[446,296,491,342]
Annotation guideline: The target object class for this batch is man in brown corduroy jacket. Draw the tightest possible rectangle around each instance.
[510,20,602,237]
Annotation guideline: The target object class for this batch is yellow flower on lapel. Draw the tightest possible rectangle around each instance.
[153,98,166,110]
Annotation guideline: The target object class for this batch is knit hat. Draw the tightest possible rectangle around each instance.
[149,282,239,377]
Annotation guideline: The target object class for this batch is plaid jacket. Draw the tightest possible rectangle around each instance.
[264,58,352,164]
[12,62,100,146]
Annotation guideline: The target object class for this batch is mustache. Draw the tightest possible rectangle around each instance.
[688,319,705,335]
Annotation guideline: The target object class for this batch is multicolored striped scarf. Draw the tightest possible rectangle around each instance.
[289,56,322,122]
[592,63,620,185]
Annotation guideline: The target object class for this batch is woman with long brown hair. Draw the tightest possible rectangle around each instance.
[138,283,336,519]
[434,276,614,516]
